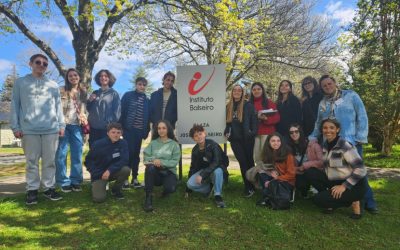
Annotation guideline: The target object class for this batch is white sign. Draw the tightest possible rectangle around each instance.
[176,65,226,144]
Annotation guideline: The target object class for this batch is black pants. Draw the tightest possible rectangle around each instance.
[296,173,310,196]
[305,168,367,209]
[144,165,177,195]
[230,138,255,192]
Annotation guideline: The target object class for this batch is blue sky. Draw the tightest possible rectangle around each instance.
[0,0,358,95]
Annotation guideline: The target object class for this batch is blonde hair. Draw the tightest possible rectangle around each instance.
[226,85,245,123]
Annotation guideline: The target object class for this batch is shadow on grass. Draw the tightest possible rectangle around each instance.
[0,172,399,249]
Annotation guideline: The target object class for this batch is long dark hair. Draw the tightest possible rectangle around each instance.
[301,76,320,99]
[152,120,177,141]
[249,82,268,109]
[262,132,289,164]
[64,68,86,101]
[277,80,295,103]
[65,68,82,91]
[287,123,308,156]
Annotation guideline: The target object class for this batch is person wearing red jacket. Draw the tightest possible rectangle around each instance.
[249,82,280,168]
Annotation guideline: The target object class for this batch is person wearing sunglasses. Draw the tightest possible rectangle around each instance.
[11,54,65,205]
[287,123,323,198]
[300,76,323,137]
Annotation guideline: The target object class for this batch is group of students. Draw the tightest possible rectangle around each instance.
[11,54,377,219]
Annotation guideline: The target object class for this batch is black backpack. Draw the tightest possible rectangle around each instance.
[265,180,292,210]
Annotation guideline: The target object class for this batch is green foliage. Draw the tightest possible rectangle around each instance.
[129,64,155,96]
[346,0,400,155]
[0,65,18,102]
[0,173,399,249]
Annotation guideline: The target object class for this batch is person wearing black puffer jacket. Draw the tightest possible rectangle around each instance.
[224,85,258,197]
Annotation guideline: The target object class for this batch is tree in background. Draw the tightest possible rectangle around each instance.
[0,65,18,103]
[130,64,155,96]
[109,0,335,89]
[346,0,400,156]
[0,0,153,86]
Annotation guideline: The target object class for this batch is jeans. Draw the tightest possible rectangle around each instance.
[22,133,59,191]
[55,125,84,187]
[123,128,144,180]
[187,168,224,196]
[356,144,377,209]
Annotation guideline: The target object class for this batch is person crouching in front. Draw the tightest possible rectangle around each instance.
[186,124,229,208]
[85,122,130,202]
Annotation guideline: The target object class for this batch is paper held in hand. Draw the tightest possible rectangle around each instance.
[259,109,277,115]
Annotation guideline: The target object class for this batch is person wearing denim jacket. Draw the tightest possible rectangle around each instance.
[55,68,88,193]
[309,74,377,214]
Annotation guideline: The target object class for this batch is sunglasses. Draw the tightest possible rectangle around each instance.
[34,60,48,67]
[289,130,299,135]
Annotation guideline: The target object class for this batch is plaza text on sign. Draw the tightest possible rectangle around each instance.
[176,65,226,144]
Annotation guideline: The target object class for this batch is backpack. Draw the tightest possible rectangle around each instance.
[265,180,292,210]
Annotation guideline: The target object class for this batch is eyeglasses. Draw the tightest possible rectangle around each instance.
[34,60,48,67]
[289,130,299,135]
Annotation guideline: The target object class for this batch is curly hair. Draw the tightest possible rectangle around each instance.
[94,69,116,87]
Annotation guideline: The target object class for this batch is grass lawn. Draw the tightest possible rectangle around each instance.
[364,144,400,168]
[1,167,399,249]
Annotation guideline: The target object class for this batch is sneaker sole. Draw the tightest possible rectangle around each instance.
[72,188,82,192]
[26,201,38,205]
[43,195,63,201]
[60,189,72,193]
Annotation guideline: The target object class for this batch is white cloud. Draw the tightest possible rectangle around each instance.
[34,23,73,42]
[325,1,356,26]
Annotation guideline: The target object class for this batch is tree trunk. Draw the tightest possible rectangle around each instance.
[381,122,395,156]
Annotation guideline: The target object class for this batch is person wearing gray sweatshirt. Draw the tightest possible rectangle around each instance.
[10,54,65,205]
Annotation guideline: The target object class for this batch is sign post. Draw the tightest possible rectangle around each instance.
[176,64,226,144]
[176,65,226,179]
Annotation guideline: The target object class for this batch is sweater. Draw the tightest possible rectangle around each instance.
[143,138,181,176]
[149,87,178,128]
[302,92,323,137]
[10,74,65,134]
[309,90,368,145]
[87,87,121,130]
[252,97,280,135]
[84,137,129,181]
[301,141,323,170]
[120,90,150,138]
[276,94,302,138]
[60,87,88,125]
[274,154,296,186]
[322,137,367,189]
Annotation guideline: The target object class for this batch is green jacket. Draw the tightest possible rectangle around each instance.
[143,138,181,175]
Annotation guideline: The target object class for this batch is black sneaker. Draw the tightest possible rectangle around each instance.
[43,189,63,201]
[61,185,73,193]
[111,189,125,200]
[215,195,226,208]
[131,179,144,189]
[71,184,82,192]
[26,190,38,205]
